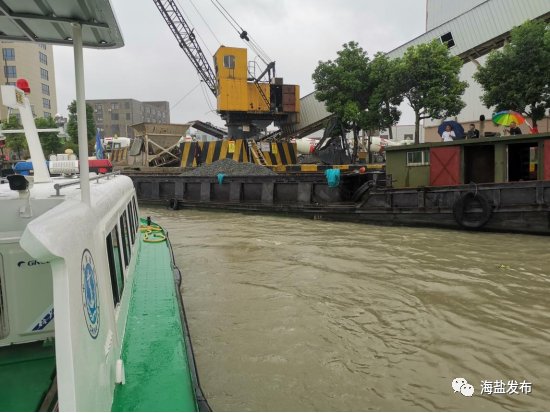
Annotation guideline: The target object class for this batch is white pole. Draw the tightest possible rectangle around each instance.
[72,23,90,205]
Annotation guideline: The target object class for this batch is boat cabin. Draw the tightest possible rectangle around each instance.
[385,133,550,188]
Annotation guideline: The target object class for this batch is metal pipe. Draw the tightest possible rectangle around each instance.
[72,23,90,205]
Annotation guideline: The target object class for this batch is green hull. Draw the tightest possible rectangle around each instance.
[112,223,205,412]
[0,340,56,412]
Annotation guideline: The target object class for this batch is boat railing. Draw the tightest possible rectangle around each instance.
[54,170,121,196]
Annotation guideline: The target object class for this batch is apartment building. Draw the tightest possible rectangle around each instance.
[1,41,58,121]
[86,99,170,139]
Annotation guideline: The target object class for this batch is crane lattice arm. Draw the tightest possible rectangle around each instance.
[153,0,218,96]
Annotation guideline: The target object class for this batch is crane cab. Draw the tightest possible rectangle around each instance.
[213,46,300,115]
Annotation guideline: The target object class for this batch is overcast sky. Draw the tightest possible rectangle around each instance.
[53,0,426,128]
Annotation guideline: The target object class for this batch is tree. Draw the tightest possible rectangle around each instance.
[473,20,550,129]
[399,40,467,143]
[67,100,96,153]
[312,41,373,161]
[2,115,27,159]
[35,117,63,156]
[366,53,404,140]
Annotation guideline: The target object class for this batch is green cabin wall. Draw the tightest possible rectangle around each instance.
[494,143,506,183]
[386,151,430,188]
[385,133,550,188]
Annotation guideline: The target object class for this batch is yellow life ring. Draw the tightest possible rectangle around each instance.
[143,229,166,243]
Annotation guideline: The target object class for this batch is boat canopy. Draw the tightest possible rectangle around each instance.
[0,0,124,48]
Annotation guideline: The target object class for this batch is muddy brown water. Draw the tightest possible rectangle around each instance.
[141,206,550,411]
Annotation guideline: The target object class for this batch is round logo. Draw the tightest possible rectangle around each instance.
[81,249,100,339]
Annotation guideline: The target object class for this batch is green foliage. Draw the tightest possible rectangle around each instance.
[473,20,550,127]
[312,41,374,160]
[366,53,403,139]
[312,41,372,129]
[35,117,63,156]
[67,100,96,152]
[399,40,467,143]
[2,115,27,159]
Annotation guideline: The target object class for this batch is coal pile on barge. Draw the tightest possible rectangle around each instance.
[180,159,277,177]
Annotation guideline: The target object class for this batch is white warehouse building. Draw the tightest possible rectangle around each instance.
[387,0,550,142]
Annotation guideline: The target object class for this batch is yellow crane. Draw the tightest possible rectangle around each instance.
[153,0,300,139]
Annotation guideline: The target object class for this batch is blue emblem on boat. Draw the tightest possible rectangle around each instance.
[81,249,100,339]
[31,307,54,331]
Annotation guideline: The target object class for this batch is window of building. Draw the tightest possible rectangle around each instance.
[44,112,51,118]
[111,125,120,136]
[40,67,48,80]
[440,32,455,49]
[111,102,119,110]
[124,102,130,109]
[39,44,47,50]
[97,116,103,122]
[223,54,235,69]
[404,134,413,141]
[111,113,119,121]
[126,113,131,120]
[41,83,50,96]
[146,107,150,114]
[106,226,124,305]
[39,51,48,65]
[95,103,103,112]
[4,66,16,78]
[42,98,51,109]
[2,48,15,61]
[406,150,430,166]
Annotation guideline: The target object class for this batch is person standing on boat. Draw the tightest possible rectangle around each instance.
[441,125,456,142]
[465,123,479,139]
[507,121,522,135]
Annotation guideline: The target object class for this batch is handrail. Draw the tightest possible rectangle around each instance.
[53,170,121,196]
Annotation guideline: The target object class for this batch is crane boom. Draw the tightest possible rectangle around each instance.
[153,0,218,96]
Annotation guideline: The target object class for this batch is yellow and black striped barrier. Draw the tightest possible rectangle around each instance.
[180,140,298,167]
[266,163,385,173]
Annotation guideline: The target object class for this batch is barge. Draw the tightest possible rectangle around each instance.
[127,133,550,235]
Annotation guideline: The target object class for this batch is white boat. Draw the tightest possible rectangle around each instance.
[0,1,208,411]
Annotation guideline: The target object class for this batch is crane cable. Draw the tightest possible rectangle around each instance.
[186,0,222,47]
[208,0,273,65]
[176,0,214,56]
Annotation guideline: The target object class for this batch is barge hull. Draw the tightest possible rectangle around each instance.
[128,174,550,235]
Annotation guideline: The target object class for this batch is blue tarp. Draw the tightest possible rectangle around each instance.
[325,169,341,187]
[13,161,34,175]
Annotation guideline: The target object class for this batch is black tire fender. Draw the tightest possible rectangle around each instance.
[168,198,179,211]
[352,181,373,203]
[452,191,492,229]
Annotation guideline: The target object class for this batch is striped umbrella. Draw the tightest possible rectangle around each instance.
[492,110,526,127]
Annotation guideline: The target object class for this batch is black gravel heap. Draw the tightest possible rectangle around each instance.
[180,159,277,177]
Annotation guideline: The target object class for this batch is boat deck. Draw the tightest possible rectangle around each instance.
[0,340,56,411]
[111,233,198,411]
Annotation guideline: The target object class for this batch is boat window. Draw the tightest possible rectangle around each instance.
[0,254,8,339]
[120,213,131,268]
[127,203,135,245]
[132,196,140,233]
[106,227,124,305]
[407,150,430,166]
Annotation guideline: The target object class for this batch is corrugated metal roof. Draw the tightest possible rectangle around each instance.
[387,0,550,61]
[0,0,123,48]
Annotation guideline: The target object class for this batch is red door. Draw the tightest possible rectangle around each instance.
[430,146,461,186]
[544,140,550,181]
